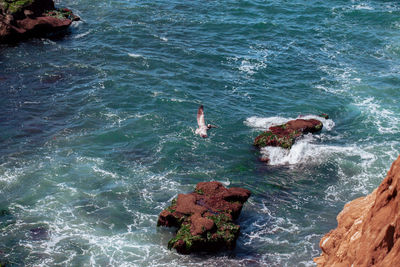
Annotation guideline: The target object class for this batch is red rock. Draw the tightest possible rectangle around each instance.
[195,181,225,196]
[157,181,251,254]
[285,119,323,134]
[314,154,400,267]
[253,116,329,163]
[0,0,79,43]
[190,213,215,236]
[17,16,72,31]
[254,118,323,150]
[259,156,270,163]
[175,193,207,215]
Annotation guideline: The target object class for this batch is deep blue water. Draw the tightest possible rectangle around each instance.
[1,0,400,266]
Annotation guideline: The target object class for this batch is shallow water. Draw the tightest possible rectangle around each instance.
[1,0,400,266]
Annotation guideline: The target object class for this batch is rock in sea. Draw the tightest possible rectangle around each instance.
[254,118,323,150]
[314,154,400,267]
[0,0,79,43]
[157,181,251,254]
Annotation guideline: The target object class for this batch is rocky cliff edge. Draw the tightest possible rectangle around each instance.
[314,155,400,266]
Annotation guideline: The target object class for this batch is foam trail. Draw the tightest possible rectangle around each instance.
[244,115,378,166]
[74,30,92,39]
[244,116,290,130]
[245,115,336,165]
[128,53,142,58]
[354,97,400,134]
[260,135,374,166]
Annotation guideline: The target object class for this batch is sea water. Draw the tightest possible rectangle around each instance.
[1,0,400,266]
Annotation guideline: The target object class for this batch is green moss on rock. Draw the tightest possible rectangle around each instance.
[157,181,251,254]
[43,8,76,20]
[254,118,323,150]
[167,213,240,253]
[1,0,34,14]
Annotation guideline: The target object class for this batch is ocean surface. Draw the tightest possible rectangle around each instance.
[1,0,400,266]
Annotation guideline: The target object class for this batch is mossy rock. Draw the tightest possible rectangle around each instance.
[254,118,323,150]
[158,181,251,254]
[1,0,34,15]
[44,8,77,20]
[167,213,240,254]
[254,130,295,149]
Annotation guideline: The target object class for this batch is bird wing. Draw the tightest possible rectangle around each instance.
[197,105,206,127]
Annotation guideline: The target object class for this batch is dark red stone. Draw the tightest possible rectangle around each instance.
[157,181,251,254]
[0,0,79,43]
[254,118,323,149]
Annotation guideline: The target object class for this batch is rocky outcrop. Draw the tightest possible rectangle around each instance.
[157,181,251,254]
[314,155,400,267]
[254,118,323,150]
[0,0,79,43]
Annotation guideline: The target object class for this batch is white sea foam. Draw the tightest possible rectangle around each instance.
[317,56,399,135]
[244,116,289,130]
[76,156,104,165]
[42,39,56,45]
[152,34,168,42]
[353,4,374,10]
[354,97,400,134]
[244,207,300,247]
[70,18,83,28]
[74,30,92,39]
[169,98,186,102]
[128,53,142,58]
[92,166,118,179]
[0,167,22,185]
[243,115,380,166]
[3,157,185,266]
[260,136,375,166]
[152,91,162,97]
[218,179,230,186]
[227,49,268,76]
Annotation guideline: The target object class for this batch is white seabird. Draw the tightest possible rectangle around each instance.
[195,105,217,138]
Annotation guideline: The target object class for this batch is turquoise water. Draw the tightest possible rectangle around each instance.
[1,0,400,266]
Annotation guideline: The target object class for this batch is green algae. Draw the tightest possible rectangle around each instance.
[318,113,329,119]
[254,129,294,149]
[166,198,177,213]
[207,213,239,247]
[43,8,74,20]
[167,212,240,253]
[159,182,250,254]
[168,223,190,250]
[166,205,176,213]
[194,188,204,195]
[254,119,324,150]
[1,0,34,15]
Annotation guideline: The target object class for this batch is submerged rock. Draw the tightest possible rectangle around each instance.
[318,113,329,120]
[314,154,400,267]
[30,226,49,240]
[157,181,251,254]
[0,0,79,43]
[0,208,14,229]
[254,118,323,150]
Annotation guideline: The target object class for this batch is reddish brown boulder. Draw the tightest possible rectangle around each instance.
[157,181,251,254]
[190,213,215,236]
[254,118,323,149]
[314,154,400,267]
[0,0,79,43]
